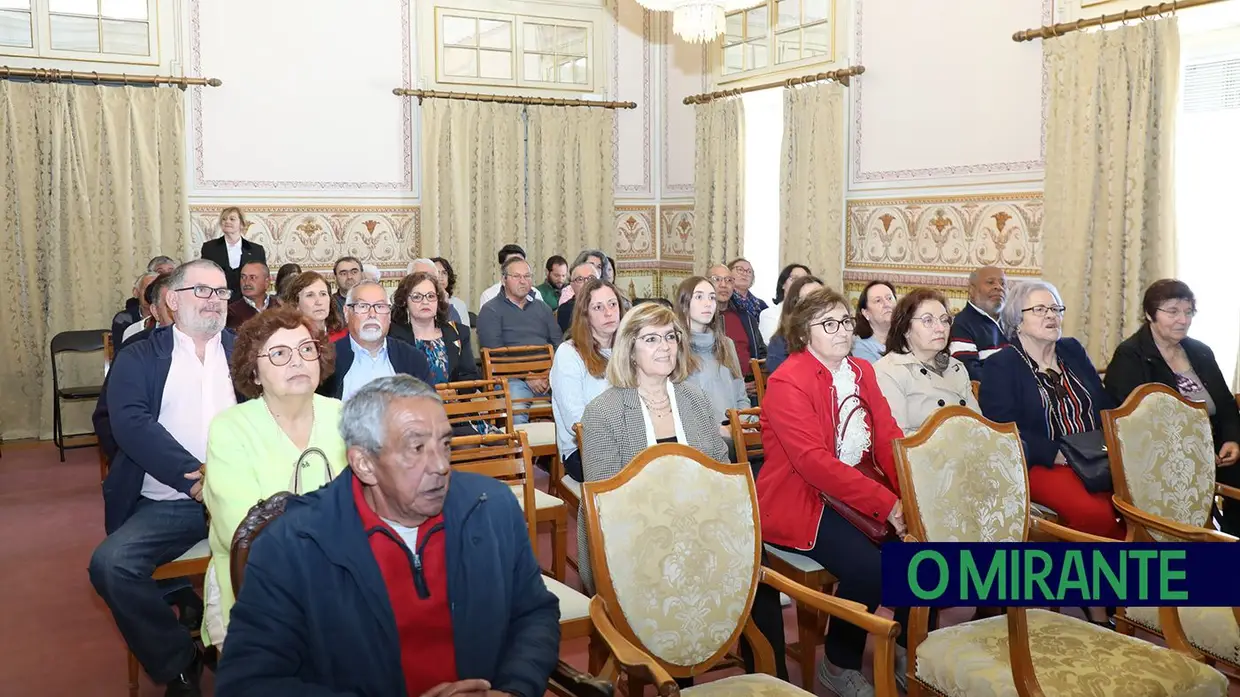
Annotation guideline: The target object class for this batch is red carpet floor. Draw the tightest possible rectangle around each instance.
[0,440,1235,696]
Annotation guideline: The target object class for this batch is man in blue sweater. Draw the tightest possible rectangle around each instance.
[217,375,560,697]
[949,265,1009,381]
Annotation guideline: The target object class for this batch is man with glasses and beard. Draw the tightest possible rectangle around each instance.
[318,281,431,402]
[90,259,240,697]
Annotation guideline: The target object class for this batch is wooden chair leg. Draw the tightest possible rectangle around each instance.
[127,650,140,697]
[793,601,819,690]
[588,632,609,675]
[550,510,566,582]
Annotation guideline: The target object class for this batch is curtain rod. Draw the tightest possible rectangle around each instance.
[0,66,221,87]
[1012,0,1221,42]
[682,65,865,105]
[392,88,636,109]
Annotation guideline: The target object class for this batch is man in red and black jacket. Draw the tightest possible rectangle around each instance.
[217,375,560,697]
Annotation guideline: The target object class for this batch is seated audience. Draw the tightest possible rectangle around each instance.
[757,286,912,695]
[478,244,533,310]
[407,258,464,324]
[536,255,568,308]
[318,281,431,401]
[549,278,624,482]
[90,259,238,696]
[709,263,765,382]
[875,288,978,435]
[274,263,301,296]
[113,272,157,349]
[979,280,1123,540]
[202,306,345,648]
[852,280,897,363]
[431,256,470,326]
[389,271,478,385]
[765,274,824,374]
[676,276,747,437]
[362,264,381,284]
[148,255,178,275]
[121,272,168,343]
[556,249,608,311]
[728,257,768,325]
[557,258,601,333]
[950,265,1008,380]
[759,263,810,342]
[331,256,363,316]
[1105,279,1240,535]
[226,261,274,329]
[201,207,266,299]
[281,271,347,343]
[215,376,560,697]
[477,257,563,424]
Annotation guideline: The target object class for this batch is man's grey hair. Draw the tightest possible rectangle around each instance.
[147,255,178,272]
[340,375,443,453]
[502,256,530,276]
[407,258,437,275]
[362,264,382,283]
[169,259,224,290]
[572,249,606,271]
[346,280,386,305]
[570,262,599,280]
[133,272,157,291]
[1000,280,1063,336]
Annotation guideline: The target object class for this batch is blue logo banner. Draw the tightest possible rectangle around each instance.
[879,542,1240,607]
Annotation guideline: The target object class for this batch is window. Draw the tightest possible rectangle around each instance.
[436,8,594,90]
[741,90,784,301]
[723,0,833,79]
[0,0,156,61]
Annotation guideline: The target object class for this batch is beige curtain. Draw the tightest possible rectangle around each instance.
[527,105,615,265]
[1043,18,1179,364]
[693,98,744,274]
[0,83,187,440]
[421,99,526,308]
[780,82,846,290]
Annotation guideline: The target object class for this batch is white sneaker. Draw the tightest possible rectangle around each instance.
[816,658,875,697]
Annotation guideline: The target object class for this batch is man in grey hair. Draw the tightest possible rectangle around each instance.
[217,375,561,697]
[949,265,1009,381]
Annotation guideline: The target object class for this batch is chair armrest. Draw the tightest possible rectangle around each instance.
[1112,498,1238,542]
[1030,517,1115,543]
[1216,483,1240,502]
[587,597,678,696]
[548,660,614,697]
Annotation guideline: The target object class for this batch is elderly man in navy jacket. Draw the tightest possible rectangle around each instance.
[318,280,432,400]
[217,375,560,697]
[90,259,239,697]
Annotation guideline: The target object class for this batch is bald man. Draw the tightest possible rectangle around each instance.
[950,265,1008,380]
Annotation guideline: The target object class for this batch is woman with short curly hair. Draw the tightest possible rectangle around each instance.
[201,305,347,649]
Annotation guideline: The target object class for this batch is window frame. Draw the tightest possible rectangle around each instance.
[433,6,596,92]
[720,0,836,83]
[0,0,161,66]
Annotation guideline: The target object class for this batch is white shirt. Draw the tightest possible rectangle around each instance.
[341,337,396,403]
[382,517,419,550]
[758,304,781,343]
[122,318,150,343]
[141,327,237,501]
[449,296,470,326]
[225,238,242,270]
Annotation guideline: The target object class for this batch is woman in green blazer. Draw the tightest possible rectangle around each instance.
[202,305,348,648]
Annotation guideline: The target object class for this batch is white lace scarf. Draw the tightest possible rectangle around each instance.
[832,360,871,467]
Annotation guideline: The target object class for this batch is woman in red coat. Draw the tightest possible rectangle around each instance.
[757,287,910,696]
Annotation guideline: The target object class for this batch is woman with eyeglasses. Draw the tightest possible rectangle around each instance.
[874,288,978,435]
[978,280,1122,541]
[201,305,346,649]
[1104,279,1240,534]
[676,276,749,441]
[280,271,347,343]
[756,286,910,693]
[388,271,477,386]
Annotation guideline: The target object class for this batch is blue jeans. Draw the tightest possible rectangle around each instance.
[88,498,207,683]
[507,378,548,426]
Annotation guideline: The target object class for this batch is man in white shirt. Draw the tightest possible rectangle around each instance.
[477,243,539,310]
[90,259,239,697]
[319,281,432,402]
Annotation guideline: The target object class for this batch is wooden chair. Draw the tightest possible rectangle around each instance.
[1102,383,1240,671]
[103,330,115,372]
[227,479,610,697]
[728,407,837,691]
[970,380,980,401]
[481,344,558,459]
[126,539,211,697]
[892,406,1228,697]
[583,442,900,697]
[750,358,768,404]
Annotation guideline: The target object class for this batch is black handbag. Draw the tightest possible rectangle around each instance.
[1056,430,1112,493]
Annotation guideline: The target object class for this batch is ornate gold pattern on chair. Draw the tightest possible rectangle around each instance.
[1103,384,1216,542]
[917,609,1227,697]
[1123,606,1240,665]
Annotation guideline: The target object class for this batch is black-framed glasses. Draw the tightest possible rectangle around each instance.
[637,330,681,346]
[347,302,392,315]
[812,316,856,334]
[174,285,233,300]
[259,340,320,366]
[406,292,438,304]
[915,314,953,328]
[1022,304,1066,317]
[571,275,596,285]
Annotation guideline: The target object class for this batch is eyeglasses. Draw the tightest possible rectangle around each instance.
[812,316,856,334]
[1157,307,1197,319]
[406,292,438,304]
[1022,304,1067,317]
[505,273,533,281]
[637,331,681,346]
[175,285,233,300]
[348,302,392,315]
[709,275,735,285]
[258,340,320,366]
[732,267,753,276]
[915,314,953,328]
[571,275,596,285]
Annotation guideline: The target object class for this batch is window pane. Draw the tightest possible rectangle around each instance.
[0,0,31,10]
[478,48,511,79]
[442,15,476,47]
[723,43,744,74]
[101,0,147,20]
[726,11,743,42]
[524,23,556,52]
[558,26,587,56]
[50,13,99,51]
[804,0,830,24]
[523,52,555,82]
[49,0,96,14]
[802,21,830,57]
[557,58,574,83]
[478,19,510,49]
[775,31,800,63]
[572,56,588,85]
[746,40,767,70]
[443,46,479,77]
[102,18,146,54]
[776,0,798,30]
[0,9,31,47]
[746,6,767,37]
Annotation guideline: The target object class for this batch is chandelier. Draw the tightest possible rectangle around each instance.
[634,1,766,44]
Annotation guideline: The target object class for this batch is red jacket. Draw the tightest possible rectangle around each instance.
[757,351,903,550]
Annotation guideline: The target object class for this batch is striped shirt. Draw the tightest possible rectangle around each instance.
[1011,341,1097,439]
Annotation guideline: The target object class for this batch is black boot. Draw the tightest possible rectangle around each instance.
[167,587,203,632]
[164,649,203,697]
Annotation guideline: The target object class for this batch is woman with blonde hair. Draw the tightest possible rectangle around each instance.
[200,206,266,299]
[675,276,748,438]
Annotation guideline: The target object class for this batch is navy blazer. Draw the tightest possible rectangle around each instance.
[200,236,267,299]
[216,469,560,697]
[978,338,1114,468]
[318,334,433,399]
[102,326,238,533]
[387,320,480,385]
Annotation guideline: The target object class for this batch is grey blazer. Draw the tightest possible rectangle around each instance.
[576,382,728,594]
